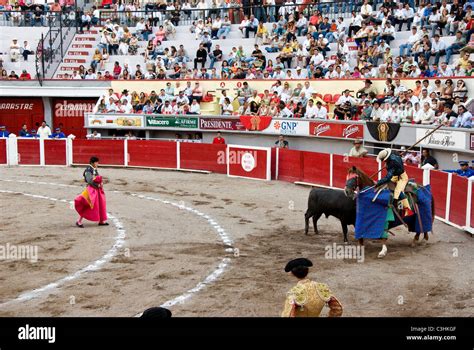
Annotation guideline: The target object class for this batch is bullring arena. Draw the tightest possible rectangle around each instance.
[0,155,473,317]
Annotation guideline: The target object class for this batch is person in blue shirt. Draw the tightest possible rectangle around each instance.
[454,105,472,128]
[51,127,66,139]
[445,161,474,178]
[0,126,10,138]
[19,124,30,137]
[28,129,38,138]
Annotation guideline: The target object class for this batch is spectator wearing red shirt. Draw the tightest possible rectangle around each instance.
[212,132,226,144]
[103,71,114,80]
[19,70,31,80]
[113,61,122,79]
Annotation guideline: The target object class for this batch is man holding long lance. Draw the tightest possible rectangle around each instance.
[363,123,445,217]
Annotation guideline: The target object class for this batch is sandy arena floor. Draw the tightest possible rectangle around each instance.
[0,166,472,317]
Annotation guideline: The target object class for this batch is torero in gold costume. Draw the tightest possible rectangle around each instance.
[281,258,343,317]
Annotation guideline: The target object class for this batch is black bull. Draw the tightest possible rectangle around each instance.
[304,188,356,243]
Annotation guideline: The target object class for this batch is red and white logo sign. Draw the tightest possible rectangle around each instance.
[343,124,363,138]
[241,152,256,172]
[310,122,364,139]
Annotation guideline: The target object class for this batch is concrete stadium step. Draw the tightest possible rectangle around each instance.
[63,58,88,64]
[67,51,91,56]
[71,43,95,49]
[74,36,98,42]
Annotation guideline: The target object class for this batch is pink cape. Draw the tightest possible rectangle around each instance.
[74,176,107,223]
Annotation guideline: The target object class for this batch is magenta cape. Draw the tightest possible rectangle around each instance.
[74,177,107,223]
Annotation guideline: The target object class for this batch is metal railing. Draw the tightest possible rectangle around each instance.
[35,19,77,83]
[0,9,77,27]
[97,2,359,27]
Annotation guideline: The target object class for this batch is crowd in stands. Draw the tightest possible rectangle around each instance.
[4,1,474,84]
[37,0,474,82]
[93,75,472,128]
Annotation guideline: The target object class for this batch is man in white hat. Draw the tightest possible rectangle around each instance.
[376,148,414,216]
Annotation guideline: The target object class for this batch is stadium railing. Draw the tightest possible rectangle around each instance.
[98,2,357,27]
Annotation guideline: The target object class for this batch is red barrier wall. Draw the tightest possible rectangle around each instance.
[406,165,424,185]
[228,146,269,180]
[0,139,6,164]
[18,139,40,165]
[73,140,124,165]
[430,170,449,218]
[128,140,176,169]
[302,151,331,186]
[332,155,379,189]
[471,181,474,228]
[180,143,226,173]
[449,175,469,227]
[277,149,303,183]
[44,140,67,165]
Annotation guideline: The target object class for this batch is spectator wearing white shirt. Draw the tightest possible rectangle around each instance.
[80,11,91,34]
[314,102,328,119]
[304,99,318,118]
[393,79,408,97]
[418,89,432,107]
[370,101,383,121]
[399,26,420,57]
[189,99,201,114]
[87,131,102,140]
[348,11,362,37]
[428,8,441,37]
[10,39,20,62]
[415,103,435,124]
[360,0,373,22]
[430,34,447,66]
[278,101,293,118]
[295,13,308,36]
[37,121,52,139]
[380,21,396,45]
[332,17,347,42]
[438,61,454,77]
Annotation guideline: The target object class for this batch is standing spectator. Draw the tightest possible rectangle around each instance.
[445,161,474,178]
[37,121,52,139]
[212,131,226,144]
[421,149,439,169]
[0,125,9,138]
[51,128,66,139]
[19,124,30,137]
[349,140,368,158]
[275,135,289,149]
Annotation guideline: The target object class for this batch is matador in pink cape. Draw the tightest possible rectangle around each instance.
[74,156,108,228]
